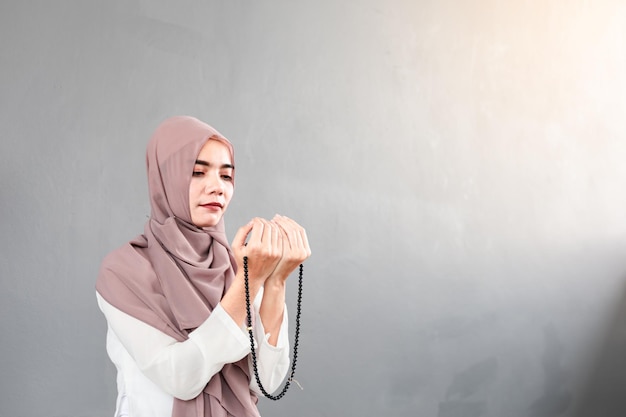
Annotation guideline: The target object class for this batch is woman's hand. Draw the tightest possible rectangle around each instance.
[231,218,283,287]
[223,218,283,327]
[266,215,311,285]
[257,215,310,346]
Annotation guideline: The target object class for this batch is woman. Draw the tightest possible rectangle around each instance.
[96,116,310,417]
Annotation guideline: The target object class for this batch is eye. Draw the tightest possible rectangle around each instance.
[220,169,234,181]
[192,170,204,177]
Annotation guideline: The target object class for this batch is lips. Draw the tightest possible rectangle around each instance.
[200,202,223,209]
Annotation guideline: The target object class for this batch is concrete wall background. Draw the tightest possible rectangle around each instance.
[2,1,626,416]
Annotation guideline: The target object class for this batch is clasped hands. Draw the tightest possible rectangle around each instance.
[232,215,311,287]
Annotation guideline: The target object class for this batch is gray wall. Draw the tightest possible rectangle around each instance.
[2,1,626,416]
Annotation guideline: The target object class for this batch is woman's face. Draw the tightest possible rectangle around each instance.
[188,139,234,228]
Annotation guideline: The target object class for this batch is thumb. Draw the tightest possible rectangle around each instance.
[231,220,254,250]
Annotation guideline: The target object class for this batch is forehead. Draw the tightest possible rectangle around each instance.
[196,139,233,164]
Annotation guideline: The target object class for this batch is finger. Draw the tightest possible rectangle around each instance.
[279,216,306,250]
[271,220,284,254]
[273,215,296,239]
[280,215,304,234]
[259,218,274,247]
[258,218,279,252]
[300,228,311,256]
[277,215,299,229]
[272,218,291,249]
[284,217,308,254]
[247,218,266,246]
[279,215,309,254]
[232,220,254,249]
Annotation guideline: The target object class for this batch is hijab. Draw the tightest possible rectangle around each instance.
[96,116,259,417]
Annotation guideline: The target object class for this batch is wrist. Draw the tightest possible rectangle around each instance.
[264,276,287,292]
[235,271,264,293]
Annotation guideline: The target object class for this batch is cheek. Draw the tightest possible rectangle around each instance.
[225,186,234,205]
[188,183,201,201]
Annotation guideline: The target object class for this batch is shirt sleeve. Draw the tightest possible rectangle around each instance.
[96,289,289,401]
[248,290,291,396]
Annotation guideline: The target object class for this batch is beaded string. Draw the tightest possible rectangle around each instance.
[244,256,303,400]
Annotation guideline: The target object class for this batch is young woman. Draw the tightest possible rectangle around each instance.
[96,116,310,417]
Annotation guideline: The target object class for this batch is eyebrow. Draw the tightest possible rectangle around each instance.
[194,159,235,169]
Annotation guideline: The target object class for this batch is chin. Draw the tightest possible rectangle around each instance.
[192,215,222,228]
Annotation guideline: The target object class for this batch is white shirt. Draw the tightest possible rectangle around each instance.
[96,289,290,417]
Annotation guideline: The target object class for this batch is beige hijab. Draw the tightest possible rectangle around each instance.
[96,116,259,417]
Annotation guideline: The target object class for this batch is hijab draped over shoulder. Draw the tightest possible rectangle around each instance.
[96,116,259,417]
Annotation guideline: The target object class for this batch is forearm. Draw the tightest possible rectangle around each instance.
[259,278,286,346]
[221,271,263,328]
[144,305,249,399]
[97,292,251,400]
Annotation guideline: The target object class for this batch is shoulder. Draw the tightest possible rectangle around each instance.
[99,238,149,274]
[96,238,154,297]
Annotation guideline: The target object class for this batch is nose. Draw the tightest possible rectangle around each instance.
[204,173,224,195]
